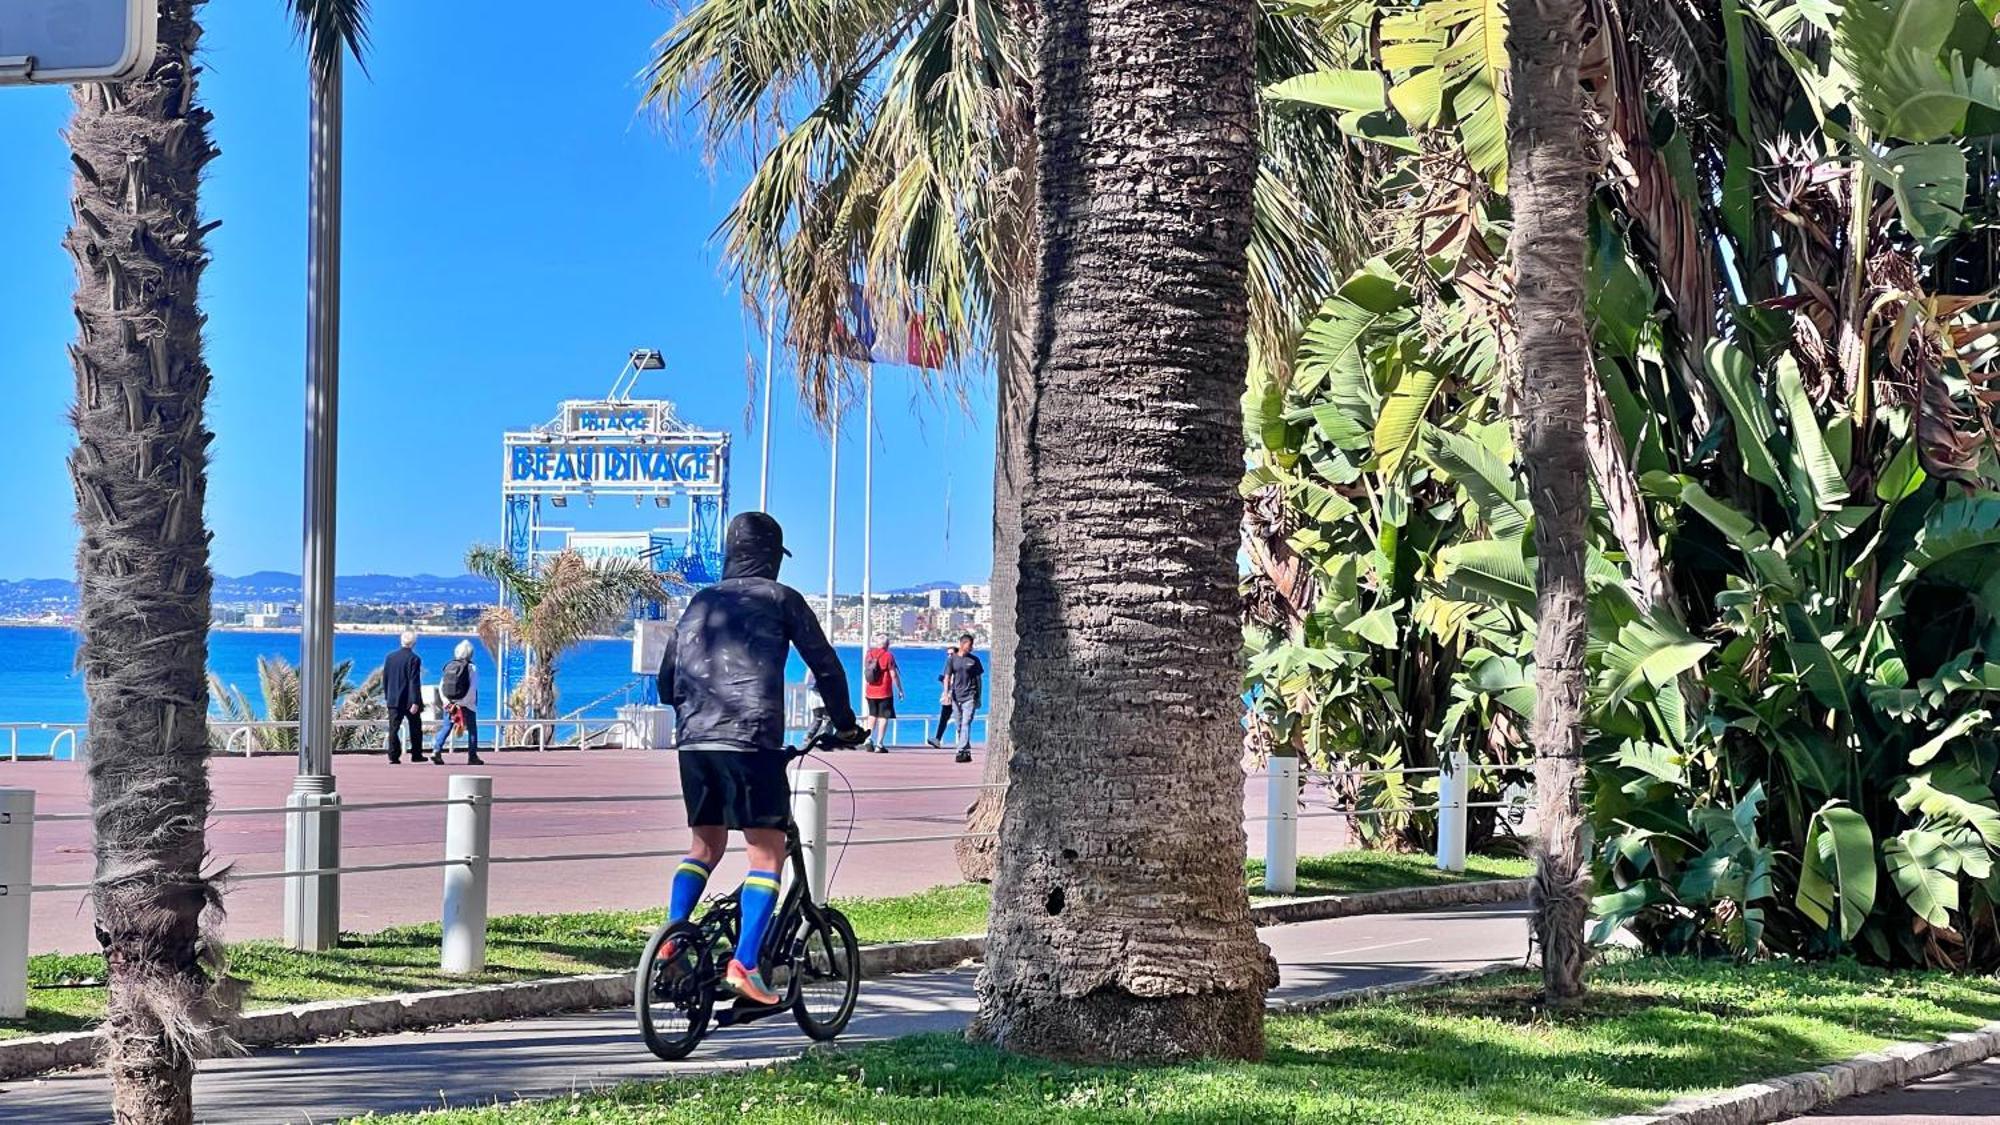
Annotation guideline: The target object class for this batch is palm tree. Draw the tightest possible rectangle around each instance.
[62,2,365,1119]
[644,0,1366,881]
[465,547,671,738]
[209,656,385,754]
[968,0,1273,1061]
[1505,0,1594,1003]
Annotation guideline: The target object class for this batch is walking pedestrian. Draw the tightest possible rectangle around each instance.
[926,644,955,748]
[432,639,486,766]
[941,633,983,764]
[860,632,905,752]
[382,632,425,764]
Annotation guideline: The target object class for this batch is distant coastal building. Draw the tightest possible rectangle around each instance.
[243,603,302,629]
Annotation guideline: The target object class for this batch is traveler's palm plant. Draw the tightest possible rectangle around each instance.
[1257,0,2000,973]
[61,2,366,1118]
[466,547,671,727]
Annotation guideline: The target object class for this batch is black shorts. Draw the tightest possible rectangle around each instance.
[865,697,896,719]
[679,747,790,830]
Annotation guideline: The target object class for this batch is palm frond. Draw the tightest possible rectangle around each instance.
[286,0,371,73]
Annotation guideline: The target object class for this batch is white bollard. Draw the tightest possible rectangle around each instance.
[0,789,33,1019]
[791,769,830,906]
[1265,756,1299,895]
[441,775,493,974]
[283,779,341,951]
[1437,750,1469,872]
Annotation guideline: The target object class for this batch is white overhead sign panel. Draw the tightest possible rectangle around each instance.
[0,0,156,86]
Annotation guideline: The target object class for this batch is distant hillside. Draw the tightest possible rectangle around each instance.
[0,573,497,616]
[214,572,497,604]
[0,573,982,618]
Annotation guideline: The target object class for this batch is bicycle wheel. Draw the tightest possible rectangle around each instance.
[789,906,861,1040]
[636,921,714,1061]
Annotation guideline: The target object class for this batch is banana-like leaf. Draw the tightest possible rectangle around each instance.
[1702,341,1790,502]
[1296,263,1412,405]
[1425,428,1529,539]
[1373,368,1445,476]
[1797,802,1877,941]
[1601,610,1714,715]
[1265,69,1388,115]
[1776,355,1850,511]
[1909,708,1990,767]
[1378,0,1509,188]
[1884,828,1961,929]
[1876,439,1927,502]
[1882,496,2000,616]
[1437,538,1534,610]
[1835,0,2000,142]
[1678,481,1800,593]
[1879,143,1970,242]
[1896,766,2000,850]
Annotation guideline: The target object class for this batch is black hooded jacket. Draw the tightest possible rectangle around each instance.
[657,513,856,750]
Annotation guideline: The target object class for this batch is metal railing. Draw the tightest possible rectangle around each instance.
[0,756,1528,1019]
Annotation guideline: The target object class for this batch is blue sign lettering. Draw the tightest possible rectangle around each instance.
[507,442,723,487]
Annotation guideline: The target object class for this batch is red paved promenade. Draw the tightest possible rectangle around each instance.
[2,746,1345,954]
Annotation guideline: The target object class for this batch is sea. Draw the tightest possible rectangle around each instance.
[0,625,983,758]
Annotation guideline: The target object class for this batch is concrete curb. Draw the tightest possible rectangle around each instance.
[1600,1020,2000,1125]
[1248,876,1533,926]
[0,878,1519,1083]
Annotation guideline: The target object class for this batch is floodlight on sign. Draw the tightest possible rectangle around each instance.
[631,349,665,371]
[0,0,157,86]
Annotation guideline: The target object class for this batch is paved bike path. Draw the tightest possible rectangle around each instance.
[0,903,1531,1124]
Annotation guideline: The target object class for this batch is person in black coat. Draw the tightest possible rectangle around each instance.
[382,632,426,764]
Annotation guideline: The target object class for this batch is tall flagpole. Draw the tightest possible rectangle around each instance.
[861,363,874,647]
[757,284,776,511]
[825,393,840,640]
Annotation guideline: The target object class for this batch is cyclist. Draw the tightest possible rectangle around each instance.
[656,511,866,1005]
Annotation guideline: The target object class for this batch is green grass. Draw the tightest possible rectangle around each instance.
[360,956,2000,1124]
[1246,850,1532,897]
[2,849,1522,1043]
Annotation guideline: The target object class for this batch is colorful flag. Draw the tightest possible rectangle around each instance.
[839,284,949,369]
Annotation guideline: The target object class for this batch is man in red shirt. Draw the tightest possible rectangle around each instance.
[861,632,905,752]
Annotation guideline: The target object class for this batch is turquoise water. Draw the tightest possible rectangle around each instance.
[0,625,981,758]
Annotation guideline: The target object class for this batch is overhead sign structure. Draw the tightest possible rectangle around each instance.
[494,353,731,720]
[0,0,156,86]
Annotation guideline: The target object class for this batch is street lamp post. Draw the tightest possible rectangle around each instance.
[286,50,344,952]
[861,364,874,648]
[758,286,776,512]
[825,394,840,638]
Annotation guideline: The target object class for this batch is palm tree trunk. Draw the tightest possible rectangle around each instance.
[974,0,1273,1060]
[64,1,222,1118]
[956,113,1037,883]
[1507,0,1594,1005]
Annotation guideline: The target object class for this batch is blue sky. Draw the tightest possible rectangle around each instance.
[0,2,994,591]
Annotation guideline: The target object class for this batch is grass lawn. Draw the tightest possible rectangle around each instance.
[360,956,2000,1124]
[3,849,1525,1043]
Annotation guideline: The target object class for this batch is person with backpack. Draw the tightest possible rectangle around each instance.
[432,639,486,766]
[860,632,905,752]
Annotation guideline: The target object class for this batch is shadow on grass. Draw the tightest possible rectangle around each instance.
[490,957,2000,1125]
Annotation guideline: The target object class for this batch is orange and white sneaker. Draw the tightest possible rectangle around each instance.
[725,959,780,1006]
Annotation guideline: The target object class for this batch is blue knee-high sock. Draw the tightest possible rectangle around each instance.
[668,858,712,925]
[735,870,781,972]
